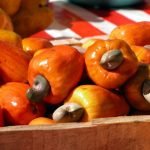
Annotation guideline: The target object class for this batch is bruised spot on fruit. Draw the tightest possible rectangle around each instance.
[142,79,150,103]
[26,74,50,102]
[100,49,124,70]
[52,102,84,123]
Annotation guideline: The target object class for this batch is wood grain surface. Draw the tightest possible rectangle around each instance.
[0,115,149,150]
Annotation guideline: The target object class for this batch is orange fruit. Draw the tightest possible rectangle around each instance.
[0,8,13,30]
[0,82,45,125]
[29,117,55,125]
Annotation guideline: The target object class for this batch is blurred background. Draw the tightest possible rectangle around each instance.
[30,0,150,40]
[0,0,149,39]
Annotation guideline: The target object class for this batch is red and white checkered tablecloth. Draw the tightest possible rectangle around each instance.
[31,0,150,40]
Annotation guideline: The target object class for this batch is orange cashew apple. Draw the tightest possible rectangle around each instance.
[84,39,138,89]
[130,45,150,64]
[123,64,150,111]
[0,0,21,16]
[22,37,53,56]
[0,82,45,125]
[0,29,22,48]
[27,45,84,105]
[29,117,55,125]
[12,0,53,37]
[0,41,30,83]
[52,85,130,122]
[109,22,150,64]
[0,8,13,30]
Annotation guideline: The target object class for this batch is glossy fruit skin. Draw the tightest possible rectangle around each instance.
[0,41,30,83]
[131,45,150,64]
[109,21,150,46]
[28,45,84,104]
[123,64,150,111]
[84,39,138,89]
[22,37,53,56]
[65,85,129,122]
[0,8,13,30]
[0,106,4,127]
[29,117,55,125]
[0,82,45,125]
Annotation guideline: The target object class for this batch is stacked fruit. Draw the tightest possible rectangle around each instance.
[0,21,149,127]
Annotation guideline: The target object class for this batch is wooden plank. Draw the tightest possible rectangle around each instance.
[0,116,149,150]
[93,116,150,150]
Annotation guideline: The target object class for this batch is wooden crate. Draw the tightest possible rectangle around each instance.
[0,115,149,150]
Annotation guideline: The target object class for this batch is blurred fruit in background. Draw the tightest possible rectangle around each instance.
[109,22,150,64]
[20,0,49,10]
[0,8,13,30]
[109,22,150,46]
[0,0,21,16]
[12,0,53,37]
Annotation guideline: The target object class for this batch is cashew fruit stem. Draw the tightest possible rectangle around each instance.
[142,79,150,103]
[52,102,84,123]
[100,49,124,70]
[26,75,50,102]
